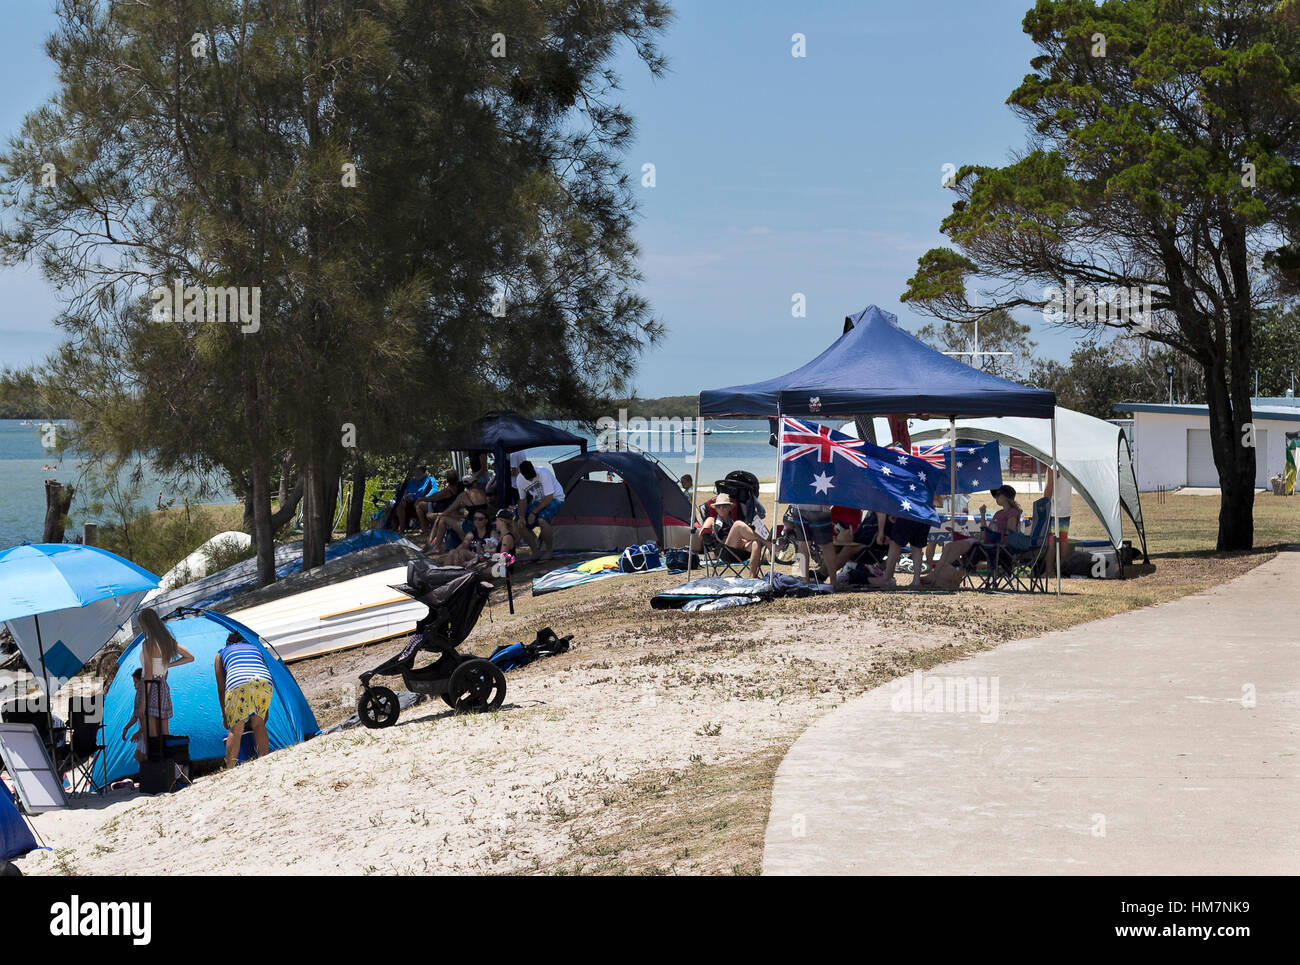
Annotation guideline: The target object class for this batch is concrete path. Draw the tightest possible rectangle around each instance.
[764,549,1300,875]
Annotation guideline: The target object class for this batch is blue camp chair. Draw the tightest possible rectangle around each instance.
[965,497,1053,593]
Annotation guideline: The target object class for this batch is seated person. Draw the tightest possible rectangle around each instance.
[494,508,518,557]
[869,508,932,589]
[782,503,838,587]
[923,485,1022,588]
[698,492,764,577]
[465,451,490,491]
[435,508,500,567]
[515,460,565,561]
[822,510,886,589]
[679,474,693,495]
[925,493,971,570]
[394,465,438,530]
[427,474,488,550]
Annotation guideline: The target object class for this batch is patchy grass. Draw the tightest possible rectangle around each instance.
[34,491,1289,878]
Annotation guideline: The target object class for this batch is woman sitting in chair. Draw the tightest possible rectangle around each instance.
[698,492,765,578]
[922,485,1022,588]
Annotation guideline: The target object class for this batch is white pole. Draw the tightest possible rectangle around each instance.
[948,416,957,533]
[687,407,704,582]
[770,406,781,591]
[1051,413,1061,596]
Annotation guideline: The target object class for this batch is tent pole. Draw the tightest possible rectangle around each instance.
[687,405,703,582]
[34,613,55,750]
[1051,414,1061,596]
[770,406,780,591]
[948,417,957,554]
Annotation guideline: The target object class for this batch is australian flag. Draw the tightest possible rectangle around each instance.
[778,418,940,526]
[929,441,1003,495]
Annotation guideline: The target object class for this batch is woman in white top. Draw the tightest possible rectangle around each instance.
[137,607,195,742]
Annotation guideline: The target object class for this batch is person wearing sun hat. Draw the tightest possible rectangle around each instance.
[699,492,765,577]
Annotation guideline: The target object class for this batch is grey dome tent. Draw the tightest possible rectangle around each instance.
[550,451,692,552]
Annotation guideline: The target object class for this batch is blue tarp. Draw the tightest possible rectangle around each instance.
[1,786,38,862]
[91,611,319,788]
[700,305,1055,419]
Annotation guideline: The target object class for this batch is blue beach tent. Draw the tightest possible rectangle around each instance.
[91,611,318,788]
[1,786,38,862]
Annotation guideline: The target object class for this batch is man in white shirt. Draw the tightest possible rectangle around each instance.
[516,459,565,560]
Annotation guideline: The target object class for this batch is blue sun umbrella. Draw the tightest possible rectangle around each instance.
[0,543,159,739]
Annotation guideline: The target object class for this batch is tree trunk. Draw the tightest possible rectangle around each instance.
[269,476,304,532]
[1205,357,1255,551]
[346,455,366,536]
[42,480,74,543]
[249,451,276,587]
[301,447,329,572]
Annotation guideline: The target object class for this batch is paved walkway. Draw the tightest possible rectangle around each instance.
[764,549,1300,874]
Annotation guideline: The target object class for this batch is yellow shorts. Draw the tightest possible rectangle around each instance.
[224,678,272,728]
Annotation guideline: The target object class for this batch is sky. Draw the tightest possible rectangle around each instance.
[0,0,1090,397]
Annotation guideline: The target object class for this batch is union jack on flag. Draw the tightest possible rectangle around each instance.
[780,418,870,468]
[910,442,948,468]
[777,418,940,525]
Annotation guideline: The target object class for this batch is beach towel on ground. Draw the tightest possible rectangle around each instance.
[650,576,776,610]
[577,556,621,574]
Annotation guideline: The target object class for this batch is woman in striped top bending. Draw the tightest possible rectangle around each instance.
[214,631,275,769]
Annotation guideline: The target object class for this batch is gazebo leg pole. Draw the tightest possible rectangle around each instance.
[1052,414,1061,596]
[770,407,780,592]
[949,417,957,590]
[687,406,703,582]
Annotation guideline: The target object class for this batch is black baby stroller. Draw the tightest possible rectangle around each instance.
[356,559,506,728]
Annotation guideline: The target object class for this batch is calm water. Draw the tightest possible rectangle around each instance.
[536,419,779,487]
[0,420,233,550]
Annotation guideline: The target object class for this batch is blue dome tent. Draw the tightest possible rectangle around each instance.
[91,611,319,788]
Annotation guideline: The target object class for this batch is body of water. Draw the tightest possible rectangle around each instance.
[0,420,234,550]
[529,419,779,487]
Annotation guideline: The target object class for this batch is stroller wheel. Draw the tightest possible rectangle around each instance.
[357,686,400,728]
[445,658,506,713]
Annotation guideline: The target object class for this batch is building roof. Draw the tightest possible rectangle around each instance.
[1114,401,1300,423]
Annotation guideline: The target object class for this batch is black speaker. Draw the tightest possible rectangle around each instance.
[137,758,173,794]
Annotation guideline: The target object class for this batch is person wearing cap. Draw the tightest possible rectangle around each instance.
[214,631,274,768]
[923,484,1023,588]
[699,492,765,577]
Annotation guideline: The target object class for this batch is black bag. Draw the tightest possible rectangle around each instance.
[665,547,700,572]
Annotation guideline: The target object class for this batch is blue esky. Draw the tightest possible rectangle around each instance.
[0,0,1090,395]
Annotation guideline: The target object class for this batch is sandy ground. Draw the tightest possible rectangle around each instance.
[21,578,974,875]
[16,490,1294,875]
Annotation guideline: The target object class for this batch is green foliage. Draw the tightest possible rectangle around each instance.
[1,0,672,578]
[915,309,1036,381]
[900,0,1300,549]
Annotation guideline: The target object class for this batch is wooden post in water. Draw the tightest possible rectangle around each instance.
[42,479,74,543]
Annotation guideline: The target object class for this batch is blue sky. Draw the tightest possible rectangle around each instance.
[0,0,1088,395]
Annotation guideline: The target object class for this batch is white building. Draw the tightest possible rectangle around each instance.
[1114,397,1300,491]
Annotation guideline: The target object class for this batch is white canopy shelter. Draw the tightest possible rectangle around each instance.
[860,406,1147,558]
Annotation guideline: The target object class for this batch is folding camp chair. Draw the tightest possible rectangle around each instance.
[964,497,1052,593]
[63,705,105,797]
[697,502,770,578]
